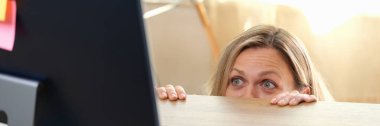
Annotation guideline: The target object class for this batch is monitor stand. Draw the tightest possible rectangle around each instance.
[0,73,39,126]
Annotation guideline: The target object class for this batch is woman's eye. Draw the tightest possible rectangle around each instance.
[230,78,244,86]
[261,80,276,89]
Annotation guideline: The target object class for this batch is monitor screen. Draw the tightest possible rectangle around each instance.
[0,0,158,125]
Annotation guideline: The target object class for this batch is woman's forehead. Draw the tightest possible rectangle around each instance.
[232,47,292,77]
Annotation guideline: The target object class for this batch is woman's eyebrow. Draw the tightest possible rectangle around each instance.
[232,68,245,76]
[259,71,281,79]
[232,68,281,79]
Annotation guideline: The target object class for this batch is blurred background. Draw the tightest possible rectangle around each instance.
[142,0,380,103]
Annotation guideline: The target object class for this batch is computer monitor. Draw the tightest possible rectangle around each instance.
[0,0,159,125]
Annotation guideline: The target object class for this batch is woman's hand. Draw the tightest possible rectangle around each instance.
[270,90,317,106]
[156,85,187,100]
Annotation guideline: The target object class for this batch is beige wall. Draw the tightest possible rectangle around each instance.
[143,1,212,95]
[310,17,380,103]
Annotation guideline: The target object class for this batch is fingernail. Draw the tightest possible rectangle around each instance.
[180,94,186,99]
[270,98,277,104]
[279,99,287,105]
[279,99,285,104]
[171,93,177,98]
[161,92,167,97]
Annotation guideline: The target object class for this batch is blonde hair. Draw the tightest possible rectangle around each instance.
[208,25,334,101]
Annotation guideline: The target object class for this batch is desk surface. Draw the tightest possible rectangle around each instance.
[158,95,380,126]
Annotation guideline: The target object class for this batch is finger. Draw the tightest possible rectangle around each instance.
[270,92,288,104]
[289,93,303,106]
[277,91,299,106]
[175,85,187,100]
[303,94,317,103]
[156,87,168,99]
[290,94,317,105]
[165,85,178,100]
[277,94,291,106]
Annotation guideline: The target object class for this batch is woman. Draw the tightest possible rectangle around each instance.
[156,25,334,106]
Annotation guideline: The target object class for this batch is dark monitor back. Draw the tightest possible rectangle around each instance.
[0,0,158,125]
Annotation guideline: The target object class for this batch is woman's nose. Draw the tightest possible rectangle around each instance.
[241,85,258,99]
[241,92,253,99]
